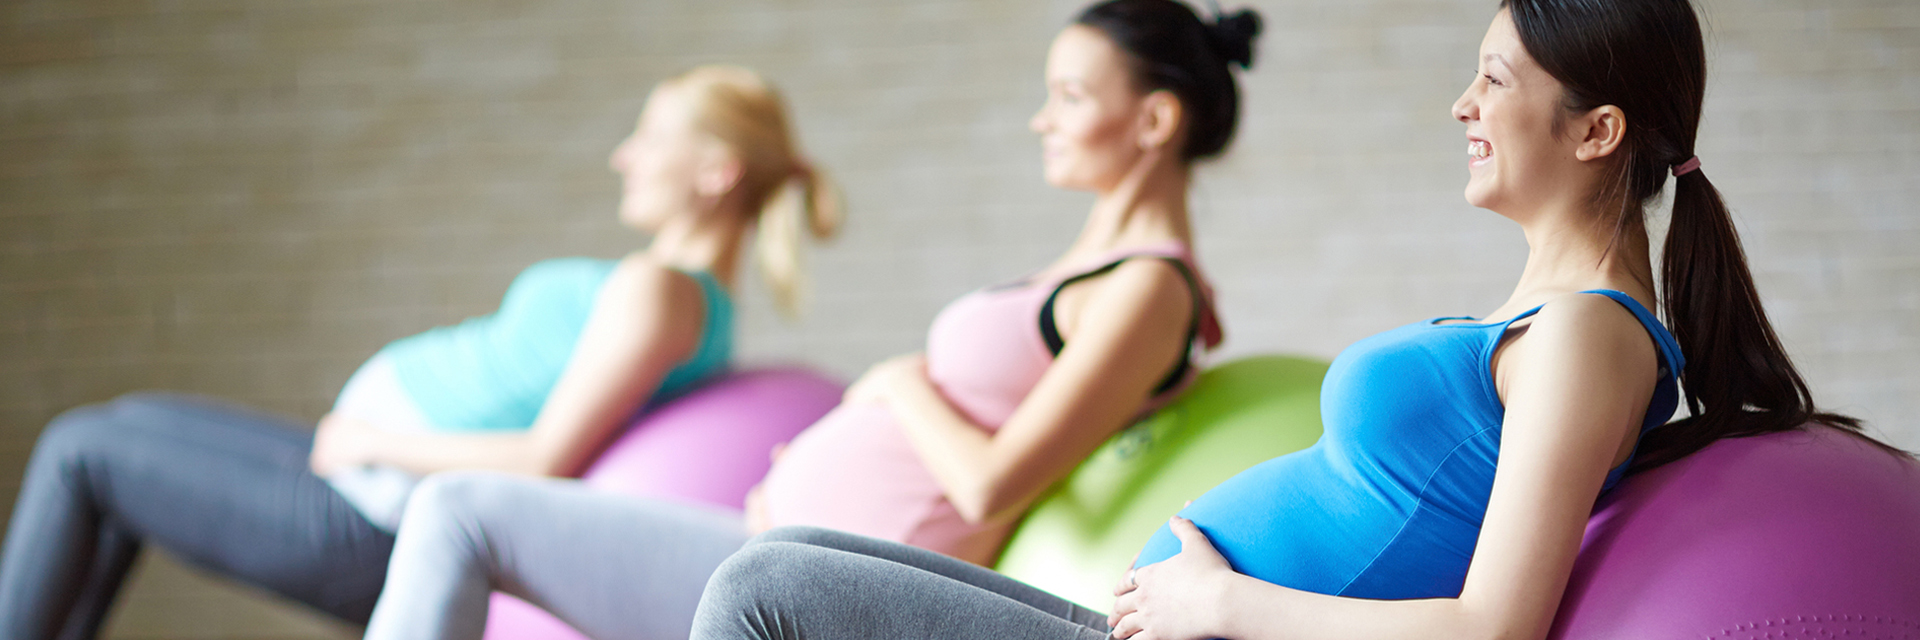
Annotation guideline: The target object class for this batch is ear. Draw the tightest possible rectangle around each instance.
[1573,105,1626,162]
[694,152,745,201]
[1137,89,1184,151]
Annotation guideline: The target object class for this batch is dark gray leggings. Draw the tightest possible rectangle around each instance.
[692,527,1111,640]
[0,393,395,640]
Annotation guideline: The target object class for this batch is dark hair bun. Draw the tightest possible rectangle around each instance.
[1075,0,1261,161]
[1207,8,1262,70]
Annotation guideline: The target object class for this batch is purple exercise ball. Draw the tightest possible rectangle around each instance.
[482,367,844,640]
[1550,425,1920,639]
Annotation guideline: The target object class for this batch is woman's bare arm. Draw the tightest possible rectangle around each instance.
[872,259,1196,525]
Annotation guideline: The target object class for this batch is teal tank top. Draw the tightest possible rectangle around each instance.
[381,258,733,431]
[1135,290,1683,599]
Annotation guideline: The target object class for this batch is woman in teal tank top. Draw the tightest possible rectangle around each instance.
[686,2,1897,640]
[0,65,841,636]
[310,65,841,495]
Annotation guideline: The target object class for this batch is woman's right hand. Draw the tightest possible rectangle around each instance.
[1107,517,1234,640]
[309,412,377,476]
[1114,551,1143,597]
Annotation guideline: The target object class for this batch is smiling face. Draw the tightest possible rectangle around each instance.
[1451,9,1594,218]
[608,85,734,232]
[1028,25,1158,192]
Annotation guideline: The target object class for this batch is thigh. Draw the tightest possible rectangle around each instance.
[747,526,1107,624]
[64,393,394,620]
[401,473,753,640]
[695,539,1110,640]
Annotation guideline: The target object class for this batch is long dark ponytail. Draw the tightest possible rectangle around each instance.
[1500,0,1903,471]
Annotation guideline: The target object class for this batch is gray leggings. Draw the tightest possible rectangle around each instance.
[0,393,394,640]
[364,471,751,640]
[692,527,1111,640]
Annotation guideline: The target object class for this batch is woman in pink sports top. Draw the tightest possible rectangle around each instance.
[358,5,1256,637]
[759,238,1220,565]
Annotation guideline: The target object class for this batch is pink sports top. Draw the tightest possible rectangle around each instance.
[760,242,1224,565]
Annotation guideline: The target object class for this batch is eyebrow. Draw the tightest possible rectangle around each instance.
[1483,53,1514,73]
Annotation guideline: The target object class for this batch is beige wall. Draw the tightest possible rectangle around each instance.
[2,0,1914,637]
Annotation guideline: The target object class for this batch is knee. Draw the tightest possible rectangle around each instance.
[399,471,513,534]
[33,393,214,464]
[743,525,846,549]
[30,401,126,471]
[396,470,556,555]
[713,539,798,583]
[695,541,815,635]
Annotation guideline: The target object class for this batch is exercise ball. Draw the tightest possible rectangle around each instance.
[994,355,1328,610]
[483,367,844,640]
[1549,425,1920,639]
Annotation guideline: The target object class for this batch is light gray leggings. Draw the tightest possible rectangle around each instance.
[364,471,751,640]
[692,527,1111,640]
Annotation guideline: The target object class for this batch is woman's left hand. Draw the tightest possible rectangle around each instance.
[309,412,379,476]
[1108,517,1235,640]
[844,352,928,406]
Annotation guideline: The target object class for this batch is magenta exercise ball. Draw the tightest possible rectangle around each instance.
[482,367,844,640]
[1550,425,1920,639]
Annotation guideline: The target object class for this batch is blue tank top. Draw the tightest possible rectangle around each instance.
[381,258,733,431]
[1134,290,1683,599]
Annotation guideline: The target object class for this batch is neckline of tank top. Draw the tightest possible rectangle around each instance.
[1424,289,1657,329]
[983,241,1198,292]
[669,267,723,288]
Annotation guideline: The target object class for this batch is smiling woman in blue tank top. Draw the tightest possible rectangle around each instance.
[687,2,1898,639]
[0,65,841,638]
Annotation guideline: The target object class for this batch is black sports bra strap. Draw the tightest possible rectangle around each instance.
[1037,255,1208,396]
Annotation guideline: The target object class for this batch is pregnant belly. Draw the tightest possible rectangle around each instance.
[331,352,436,432]
[1134,447,1401,596]
[760,402,946,540]
[758,401,1014,562]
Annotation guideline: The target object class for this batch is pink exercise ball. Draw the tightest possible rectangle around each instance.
[1550,425,1920,639]
[482,367,844,640]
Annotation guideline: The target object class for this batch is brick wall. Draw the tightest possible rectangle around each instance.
[1,0,1913,636]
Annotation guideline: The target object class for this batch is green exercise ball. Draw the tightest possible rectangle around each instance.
[993,355,1328,611]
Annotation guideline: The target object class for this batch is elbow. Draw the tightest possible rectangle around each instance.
[948,486,993,525]
[1482,627,1546,640]
[525,439,578,478]
[949,482,1026,526]
[946,475,1017,525]
[1452,606,1549,640]
[529,458,569,478]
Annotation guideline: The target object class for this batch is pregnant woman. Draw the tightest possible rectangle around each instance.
[689,1,1903,639]
[0,65,838,639]
[354,2,1252,639]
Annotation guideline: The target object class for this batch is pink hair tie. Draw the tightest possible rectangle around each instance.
[1671,156,1701,177]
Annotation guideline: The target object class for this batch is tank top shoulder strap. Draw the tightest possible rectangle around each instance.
[1035,246,1220,396]
[684,270,727,310]
[1575,289,1687,378]
[1573,290,1687,489]
[672,268,735,369]
[1485,289,1686,489]
[1481,290,1685,379]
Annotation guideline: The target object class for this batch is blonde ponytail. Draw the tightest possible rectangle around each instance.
[667,65,842,318]
[754,163,843,316]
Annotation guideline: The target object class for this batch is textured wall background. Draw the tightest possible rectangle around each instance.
[1,0,1914,637]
